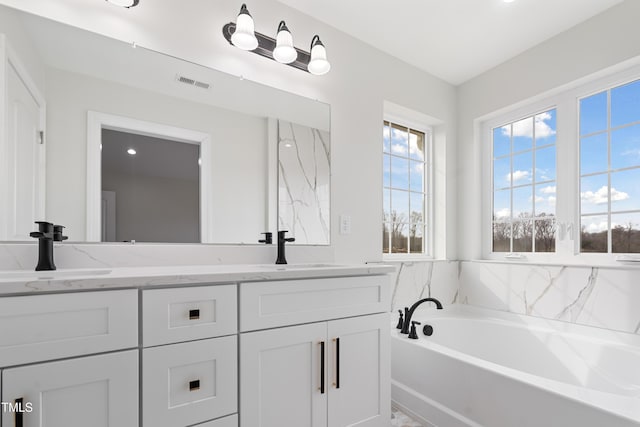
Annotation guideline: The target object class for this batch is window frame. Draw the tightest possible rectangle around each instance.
[481,63,640,265]
[383,113,434,260]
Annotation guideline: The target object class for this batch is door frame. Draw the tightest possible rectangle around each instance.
[86,111,212,242]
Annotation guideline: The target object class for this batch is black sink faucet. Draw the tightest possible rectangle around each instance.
[275,230,295,264]
[400,297,443,334]
[29,221,68,271]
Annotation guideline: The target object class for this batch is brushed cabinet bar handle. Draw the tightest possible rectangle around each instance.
[15,398,23,427]
[319,341,325,394]
[189,379,200,391]
[189,309,200,320]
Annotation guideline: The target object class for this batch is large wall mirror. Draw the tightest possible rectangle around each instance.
[0,4,330,245]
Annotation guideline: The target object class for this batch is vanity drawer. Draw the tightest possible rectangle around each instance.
[142,336,237,427]
[142,285,237,347]
[0,290,138,367]
[194,414,238,427]
[239,275,390,331]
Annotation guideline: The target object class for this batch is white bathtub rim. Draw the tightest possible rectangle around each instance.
[392,306,640,423]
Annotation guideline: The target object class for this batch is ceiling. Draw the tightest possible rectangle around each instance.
[276,0,623,85]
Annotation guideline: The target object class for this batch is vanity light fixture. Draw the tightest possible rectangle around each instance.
[223,4,330,75]
[105,0,139,8]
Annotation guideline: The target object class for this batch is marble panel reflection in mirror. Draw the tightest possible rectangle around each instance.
[0,4,330,245]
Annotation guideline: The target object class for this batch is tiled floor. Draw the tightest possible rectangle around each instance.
[391,407,423,427]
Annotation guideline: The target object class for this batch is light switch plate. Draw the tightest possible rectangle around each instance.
[339,215,351,234]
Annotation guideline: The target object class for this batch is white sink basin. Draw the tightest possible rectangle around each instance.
[0,268,112,281]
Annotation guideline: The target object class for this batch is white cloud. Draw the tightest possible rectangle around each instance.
[506,170,530,182]
[540,185,556,194]
[547,196,556,206]
[622,148,640,159]
[495,208,510,218]
[584,220,609,233]
[581,186,630,205]
[501,112,556,139]
[391,143,407,155]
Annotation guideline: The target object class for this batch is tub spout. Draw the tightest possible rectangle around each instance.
[401,297,443,334]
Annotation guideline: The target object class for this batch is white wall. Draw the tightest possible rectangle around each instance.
[457,0,640,260]
[0,0,456,268]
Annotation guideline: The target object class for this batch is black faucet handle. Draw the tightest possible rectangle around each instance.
[53,225,68,242]
[396,310,404,329]
[29,231,45,239]
[259,232,273,244]
[408,321,421,339]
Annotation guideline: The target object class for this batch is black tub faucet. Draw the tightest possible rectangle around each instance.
[401,297,443,334]
[258,232,273,244]
[275,230,295,264]
[29,221,68,271]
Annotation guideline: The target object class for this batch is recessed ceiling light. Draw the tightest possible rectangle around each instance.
[106,0,140,8]
[127,148,137,155]
[503,0,515,3]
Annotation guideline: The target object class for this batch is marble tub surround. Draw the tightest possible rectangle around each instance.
[459,261,640,335]
[388,260,459,314]
[278,119,330,245]
[0,263,394,295]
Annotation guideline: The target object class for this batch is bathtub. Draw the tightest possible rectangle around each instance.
[391,305,640,427]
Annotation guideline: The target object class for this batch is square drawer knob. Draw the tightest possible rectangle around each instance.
[189,379,200,391]
[189,309,200,320]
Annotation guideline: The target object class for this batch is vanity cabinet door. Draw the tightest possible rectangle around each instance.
[1,350,138,427]
[240,323,327,427]
[327,313,390,427]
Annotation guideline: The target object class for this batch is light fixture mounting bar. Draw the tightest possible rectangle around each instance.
[223,22,312,73]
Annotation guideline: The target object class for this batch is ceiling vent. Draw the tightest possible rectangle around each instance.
[176,75,211,90]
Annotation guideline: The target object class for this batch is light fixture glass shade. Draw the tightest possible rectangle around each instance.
[273,21,297,64]
[307,36,330,75]
[106,0,139,7]
[231,4,259,51]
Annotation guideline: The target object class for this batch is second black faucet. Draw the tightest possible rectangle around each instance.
[275,230,295,264]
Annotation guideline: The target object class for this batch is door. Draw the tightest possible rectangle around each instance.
[328,313,391,427]
[3,52,45,240]
[1,351,138,427]
[240,322,327,427]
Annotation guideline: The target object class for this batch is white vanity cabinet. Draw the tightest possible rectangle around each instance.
[141,285,238,427]
[0,290,139,427]
[239,275,391,427]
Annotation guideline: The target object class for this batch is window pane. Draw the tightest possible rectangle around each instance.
[493,222,511,252]
[610,168,640,212]
[535,110,556,146]
[535,146,555,182]
[513,220,533,252]
[535,183,556,215]
[409,130,425,161]
[580,91,607,136]
[611,212,640,253]
[390,223,407,253]
[390,124,409,156]
[493,126,511,158]
[534,216,556,252]
[581,174,609,215]
[512,151,533,185]
[494,189,511,220]
[383,153,390,188]
[611,124,640,170]
[408,223,424,254]
[581,215,608,252]
[409,160,424,192]
[382,223,390,253]
[611,79,640,128]
[390,156,409,189]
[383,188,390,222]
[512,117,533,152]
[513,185,533,218]
[409,192,424,223]
[494,156,511,190]
[391,190,409,222]
[580,133,608,175]
[383,122,390,152]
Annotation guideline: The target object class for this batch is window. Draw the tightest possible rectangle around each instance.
[382,120,431,256]
[580,79,640,253]
[483,66,640,261]
[492,109,557,253]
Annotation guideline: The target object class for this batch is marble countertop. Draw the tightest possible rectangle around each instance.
[0,263,395,295]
